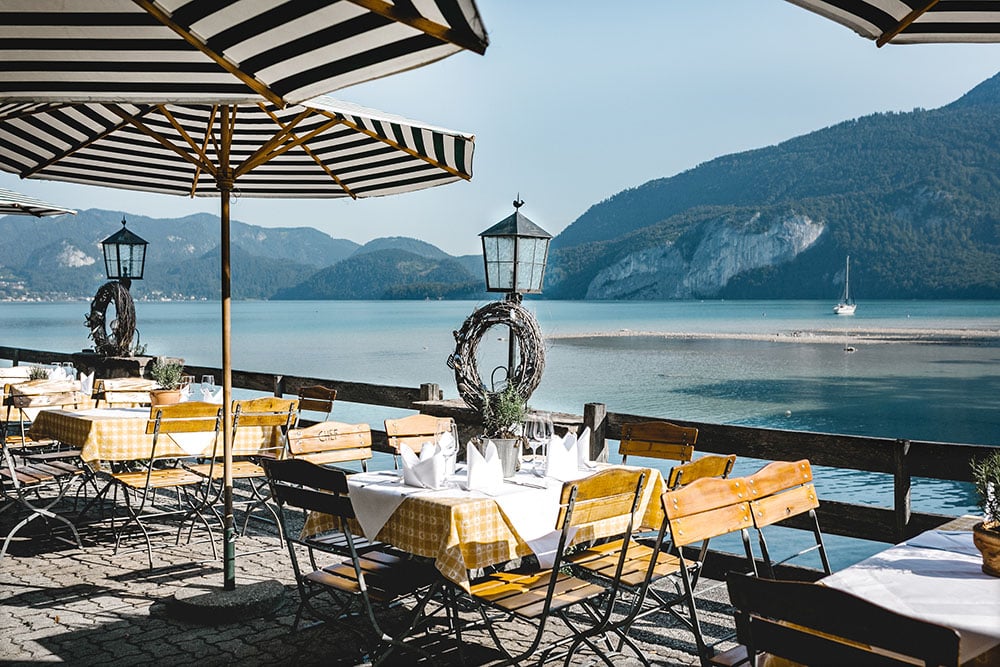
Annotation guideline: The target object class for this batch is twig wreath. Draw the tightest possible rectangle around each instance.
[85,281,136,356]
[447,299,545,413]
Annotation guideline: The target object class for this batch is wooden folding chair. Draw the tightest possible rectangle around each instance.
[287,420,372,471]
[296,385,337,425]
[107,402,221,569]
[745,459,831,577]
[1,427,85,561]
[660,476,757,665]
[384,413,456,467]
[462,468,647,666]
[726,572,960,667]
[569,454,739,649]
[261,458,442,665]
[619,420,698,465]
[4,379,88,463]
[187,397,298,539]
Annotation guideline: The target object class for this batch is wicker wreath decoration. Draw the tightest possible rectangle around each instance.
[85,281,136,356]
[447,300,545,413]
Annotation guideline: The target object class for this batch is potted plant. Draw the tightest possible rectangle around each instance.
[149,357,184,406]
[27,366,49,381]
[972,450,1000,577]
[477,383,527,477]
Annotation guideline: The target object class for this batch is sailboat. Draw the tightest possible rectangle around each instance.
[834,255,857,315]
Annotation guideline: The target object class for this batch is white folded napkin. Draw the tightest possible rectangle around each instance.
[545,432,578,481]
[577,426,597,469]
[466,440,504,495]
[201,387,223,404]
[80,371,95,397]
[400,443,447,489]
[49,367,68,381]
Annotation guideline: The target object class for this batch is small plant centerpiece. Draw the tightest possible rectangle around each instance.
[28,366,50,381]
[477,384,527,477]
[149,357,184,406]
[972,450,1000,577]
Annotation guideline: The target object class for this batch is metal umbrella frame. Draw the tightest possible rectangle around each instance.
[0,1,487,590]
[0,186,75,217]
[785,0,1000,46]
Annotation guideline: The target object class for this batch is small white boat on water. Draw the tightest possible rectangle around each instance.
[834,255,857,315]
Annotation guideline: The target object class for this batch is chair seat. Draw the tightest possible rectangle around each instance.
[22,448,83,462]
[470,569,607,619]
[305,550,437,603]
[569,538,683,587]
[186,460,263,479]
[112,467,205,489]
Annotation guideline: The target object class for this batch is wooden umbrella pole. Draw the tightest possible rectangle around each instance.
[218,106,236,592]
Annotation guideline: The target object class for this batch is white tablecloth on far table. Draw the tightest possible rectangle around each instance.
[822,530,1000,662]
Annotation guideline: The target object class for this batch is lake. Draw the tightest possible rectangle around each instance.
[4,298,998,568]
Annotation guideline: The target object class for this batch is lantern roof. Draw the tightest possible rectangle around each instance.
[480,200,551,239]
[102,217,148,247]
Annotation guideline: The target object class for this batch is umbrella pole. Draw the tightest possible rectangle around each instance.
[219,154,236,590]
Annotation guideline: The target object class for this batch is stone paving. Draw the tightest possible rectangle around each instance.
[0,487,739,666]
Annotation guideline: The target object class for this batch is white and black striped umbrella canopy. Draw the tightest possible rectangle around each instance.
[0,0,488,106]
[0,97,473,199]
[0,186,75,217]
[785,0,1000,46]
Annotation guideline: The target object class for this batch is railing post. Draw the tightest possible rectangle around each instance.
[273,375,284,398]
[893,438,912,541]
[12,349,19,366]
[419,383,440,402]
[584,402,608,462]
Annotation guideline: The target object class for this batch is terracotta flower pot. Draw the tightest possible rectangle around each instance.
[149,389,182,407]
[973,520,1000,577]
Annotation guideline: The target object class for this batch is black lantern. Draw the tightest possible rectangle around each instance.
[101,216,148,284]
[480,198,552,295]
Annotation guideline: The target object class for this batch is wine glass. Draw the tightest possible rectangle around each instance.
[525,413,553,476]
[200,374,215,398]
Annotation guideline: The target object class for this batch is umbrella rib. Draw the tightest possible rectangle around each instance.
[876,0,940,47]
[326,110,471,181]
[132,0,285,107]
[189,106,222,197]
[253,105,357,198]
[157,105,218,175]
[347,0,488,55]
[20,105,152,179]
[234,107,316,176]
[106,105,216,177]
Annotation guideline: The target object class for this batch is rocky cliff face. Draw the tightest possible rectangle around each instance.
[586,213,825,299]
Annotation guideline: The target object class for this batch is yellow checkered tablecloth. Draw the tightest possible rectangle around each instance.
[303,466,665,590]
[29,408,280,462]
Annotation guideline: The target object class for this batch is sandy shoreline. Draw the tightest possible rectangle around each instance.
[547,327,1000,346]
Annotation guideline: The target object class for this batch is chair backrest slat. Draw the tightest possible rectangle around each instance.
[384,414,455,455]
[619,420,697,464]
[262,458,353,519]
[288,421,371,455]
[667,453,737,489]
[661,477,753,547]
[745,459,813,498]
[233,397,299,427]
[556,467,645,530]
[145,402,222,434]
[296,385,337,418]
[727,573,960,667]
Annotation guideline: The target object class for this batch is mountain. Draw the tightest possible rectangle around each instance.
[352,236,451,259]
[546,72,1000,299]
[272,248,482,300]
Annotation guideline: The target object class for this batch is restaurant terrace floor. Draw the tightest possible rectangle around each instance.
[0,496,737,666]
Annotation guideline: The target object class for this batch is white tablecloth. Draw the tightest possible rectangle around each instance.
[822,530,1000,662]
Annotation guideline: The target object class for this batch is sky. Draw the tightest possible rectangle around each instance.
[2,1,999,257]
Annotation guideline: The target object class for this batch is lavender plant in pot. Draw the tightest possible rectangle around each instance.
[477,384,527,478]
[972,450,1000,577]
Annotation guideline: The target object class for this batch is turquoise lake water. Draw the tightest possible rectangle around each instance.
[4,299,998,568]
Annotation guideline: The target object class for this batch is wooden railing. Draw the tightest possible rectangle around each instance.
[4,345,996,581]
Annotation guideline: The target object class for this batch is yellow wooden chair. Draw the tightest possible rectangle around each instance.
[619,420,698,465]
[384,413,456,468]
[287,420,372,471]
[295,385,337,425]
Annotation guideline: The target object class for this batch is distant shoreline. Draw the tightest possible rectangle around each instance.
[547,327,1000,346]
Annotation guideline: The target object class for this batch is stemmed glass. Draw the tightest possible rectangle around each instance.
[524,413,553,477]
[200,374,215,399]
[180,375,195,399]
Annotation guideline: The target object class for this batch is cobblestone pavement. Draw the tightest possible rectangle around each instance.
[0,489,738,666]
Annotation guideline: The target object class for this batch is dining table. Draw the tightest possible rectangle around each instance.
[821,526,1000,664]
[29,407,282,464]
[302,463,666,591]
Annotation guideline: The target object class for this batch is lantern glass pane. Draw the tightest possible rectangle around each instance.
[484,235,515,291]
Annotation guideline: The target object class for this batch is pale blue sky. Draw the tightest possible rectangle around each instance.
[2,1,998,256]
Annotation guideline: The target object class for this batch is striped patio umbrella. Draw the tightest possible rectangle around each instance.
[0,0,488,106]
[0,186,75,217]
[0,0,486,591]
[0,96,474,589]
[785,0,1000,46]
